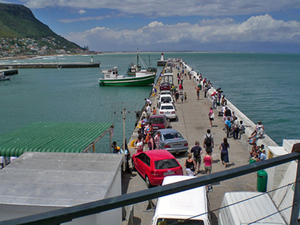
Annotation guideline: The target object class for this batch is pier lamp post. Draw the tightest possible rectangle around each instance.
[123,108,126,172]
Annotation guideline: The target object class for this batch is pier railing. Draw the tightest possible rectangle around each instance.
[1,152,300,225]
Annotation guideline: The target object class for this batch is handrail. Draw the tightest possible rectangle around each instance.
[1,152,300,225]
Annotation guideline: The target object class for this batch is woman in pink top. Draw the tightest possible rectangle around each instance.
[203,149,213,174]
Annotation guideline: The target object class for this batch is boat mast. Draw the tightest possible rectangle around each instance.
[137,48,139,70]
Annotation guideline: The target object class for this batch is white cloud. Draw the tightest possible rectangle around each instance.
[64,14,300,51]
[23,0,300,17]
[78,9,86,14]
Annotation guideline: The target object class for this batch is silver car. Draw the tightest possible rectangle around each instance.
[154,128,189,154]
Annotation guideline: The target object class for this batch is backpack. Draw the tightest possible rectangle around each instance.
[205,134,212,147]
[192,146,201,157]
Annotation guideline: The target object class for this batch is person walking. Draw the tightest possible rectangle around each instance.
[135,135,144,153]
[208,107,214,127]
[195,85,200,100]
[175,90,179,103]
[154,131,161,149]
[191,141,203,173]
[219,137,230,167]
[184,153,197,176]
[203,149,213,174]
[145,132,154,150]
[203,129,214,153]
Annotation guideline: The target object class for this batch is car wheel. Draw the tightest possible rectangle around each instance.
[145,175,152,188]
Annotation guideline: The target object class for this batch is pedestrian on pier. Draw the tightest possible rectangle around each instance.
[195,86,200,100]
[154,131,161,149]
[135,135,144,153]
[191,141,203,173]
[203,149,213,174]
[175,90,179,103]
[219,138,230,167]
[203,129,214,153]
[184,153,197,176]
[208,107,214,127]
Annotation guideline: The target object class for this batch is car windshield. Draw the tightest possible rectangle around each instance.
[156,219,204,225]
[163,132,183,140]
[161,97,171,102]
[149,117,164,124]
[161,105,174,110]
[154,159,179,169]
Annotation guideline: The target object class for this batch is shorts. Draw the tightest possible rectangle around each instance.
[205,166,212,174]
[186,168,195,176]
[194,157,201,164]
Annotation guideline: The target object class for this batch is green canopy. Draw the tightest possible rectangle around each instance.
[0,122,113,157]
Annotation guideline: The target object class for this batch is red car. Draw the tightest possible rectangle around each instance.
[159,82,171,91]
[148,114,170,130]
[132,150,183,187]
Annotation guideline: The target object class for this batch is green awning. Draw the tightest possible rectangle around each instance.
[0,122,113,157]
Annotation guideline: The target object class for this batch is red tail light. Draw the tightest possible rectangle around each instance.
[165,144,171,148]
[184,143,188,146]
[172,111,175,114]
[160,112,164,114]
[151,170,159,176]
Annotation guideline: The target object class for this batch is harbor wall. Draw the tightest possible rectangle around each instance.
[0,62,100,69]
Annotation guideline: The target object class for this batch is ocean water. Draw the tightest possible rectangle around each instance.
[0,53,299,152]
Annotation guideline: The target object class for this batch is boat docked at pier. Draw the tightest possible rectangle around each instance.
[127,51,157,76]
[98,67,156,86]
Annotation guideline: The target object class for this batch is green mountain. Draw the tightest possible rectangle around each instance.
[0,3,82,50]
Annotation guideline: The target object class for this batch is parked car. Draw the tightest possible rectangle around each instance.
[157,94,174,108]
[159,82,171,91]
[148,115,170,130]
[154,128,189,153]
[132,150,183,187]
[160,90,171,95]
[159,103,176,120]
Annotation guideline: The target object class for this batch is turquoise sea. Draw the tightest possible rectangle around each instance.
[0,52,299,152]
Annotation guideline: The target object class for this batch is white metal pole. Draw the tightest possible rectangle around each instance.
[123,108,126,172]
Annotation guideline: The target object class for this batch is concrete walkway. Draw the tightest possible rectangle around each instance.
[123,62,259,225]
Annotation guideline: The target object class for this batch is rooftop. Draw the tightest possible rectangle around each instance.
[0,122,113,157]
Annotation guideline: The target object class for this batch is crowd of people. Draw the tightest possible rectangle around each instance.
[111,61,268,178]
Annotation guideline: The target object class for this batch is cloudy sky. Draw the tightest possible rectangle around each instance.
[2,0,300,53]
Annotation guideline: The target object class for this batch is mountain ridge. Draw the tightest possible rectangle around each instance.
[0,3,85,55]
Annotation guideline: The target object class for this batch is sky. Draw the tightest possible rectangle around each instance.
[1,0,300,53]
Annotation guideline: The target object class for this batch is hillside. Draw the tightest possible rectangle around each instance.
[0,3,85,56]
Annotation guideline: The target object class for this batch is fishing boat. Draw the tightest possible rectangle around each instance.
[99,67,156,86]
[127,51,157,76]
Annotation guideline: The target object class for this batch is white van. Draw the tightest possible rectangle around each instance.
[151,175,210,225]
[219,192,287,225]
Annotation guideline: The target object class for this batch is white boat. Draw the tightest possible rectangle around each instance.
[98,67,156,86]
[0,72,10,81]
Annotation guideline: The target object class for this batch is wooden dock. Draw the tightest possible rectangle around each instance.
[0,62,100,69]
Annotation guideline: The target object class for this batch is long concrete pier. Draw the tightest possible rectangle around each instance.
[0,62,100,69]
[122,59,280,225]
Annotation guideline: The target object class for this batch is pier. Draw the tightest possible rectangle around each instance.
[123,59,283,225]
[0,62,100,69]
